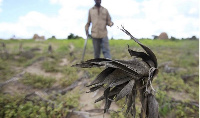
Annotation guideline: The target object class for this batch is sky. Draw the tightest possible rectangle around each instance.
[0,0,199,39]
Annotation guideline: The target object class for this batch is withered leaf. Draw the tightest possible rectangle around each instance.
[109,76,131,87]
[104,87,110,113]
[120,26,158,68]
[115,79,135,101]
[86,85,103,93]
[147,94,159,118]
[72,27,159,117]
[95,82,128,103]
[86,67,115,87]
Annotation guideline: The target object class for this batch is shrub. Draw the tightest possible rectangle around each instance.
[41,60,59,72]
[22,73,55,89]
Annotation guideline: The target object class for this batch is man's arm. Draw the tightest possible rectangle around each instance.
[106,10,114,27]
[85,10,91,36]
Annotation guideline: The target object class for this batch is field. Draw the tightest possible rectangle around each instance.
[0,38,199,118]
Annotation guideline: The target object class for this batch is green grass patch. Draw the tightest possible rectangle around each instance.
[59,67,79,87]
[41,60,59,72]
[0,89,80,118]
[22,73,56,89]
[0,59,15,82]
[0,39,198,117]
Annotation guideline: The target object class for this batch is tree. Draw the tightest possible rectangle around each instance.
[170,36,177,40]
[190,36,197,40]
[152,35,158,40]
[67,33,82,39]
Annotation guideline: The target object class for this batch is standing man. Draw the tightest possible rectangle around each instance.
[85,0,113,59]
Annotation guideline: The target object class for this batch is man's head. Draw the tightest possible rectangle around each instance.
[94,0,101,7]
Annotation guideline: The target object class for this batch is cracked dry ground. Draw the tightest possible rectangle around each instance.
[1,44,119,118]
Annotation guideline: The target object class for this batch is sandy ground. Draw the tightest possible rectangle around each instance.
[2,43,119,118]
[69,81,119,118]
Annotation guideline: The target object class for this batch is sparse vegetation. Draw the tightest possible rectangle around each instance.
[41,60,59,72]
[22,73,55,89]
[0,90,80,118]
[0,38,198,117]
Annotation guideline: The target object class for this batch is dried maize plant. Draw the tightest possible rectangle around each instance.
[72,26,159,118]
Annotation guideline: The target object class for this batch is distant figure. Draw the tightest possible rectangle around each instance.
[1,42,9,59]
[85,0,113,59]
[48,44,52,54]
[19,42,23,53]
[2,42,6,53]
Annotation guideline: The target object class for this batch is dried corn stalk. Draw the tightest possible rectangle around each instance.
[72,26,159,118]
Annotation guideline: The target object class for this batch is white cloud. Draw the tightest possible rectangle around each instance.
[111,0,199,39]
[103,0,141,17]
[0,11,49,39]
[0,0,93,39]
[0,0,199,39]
